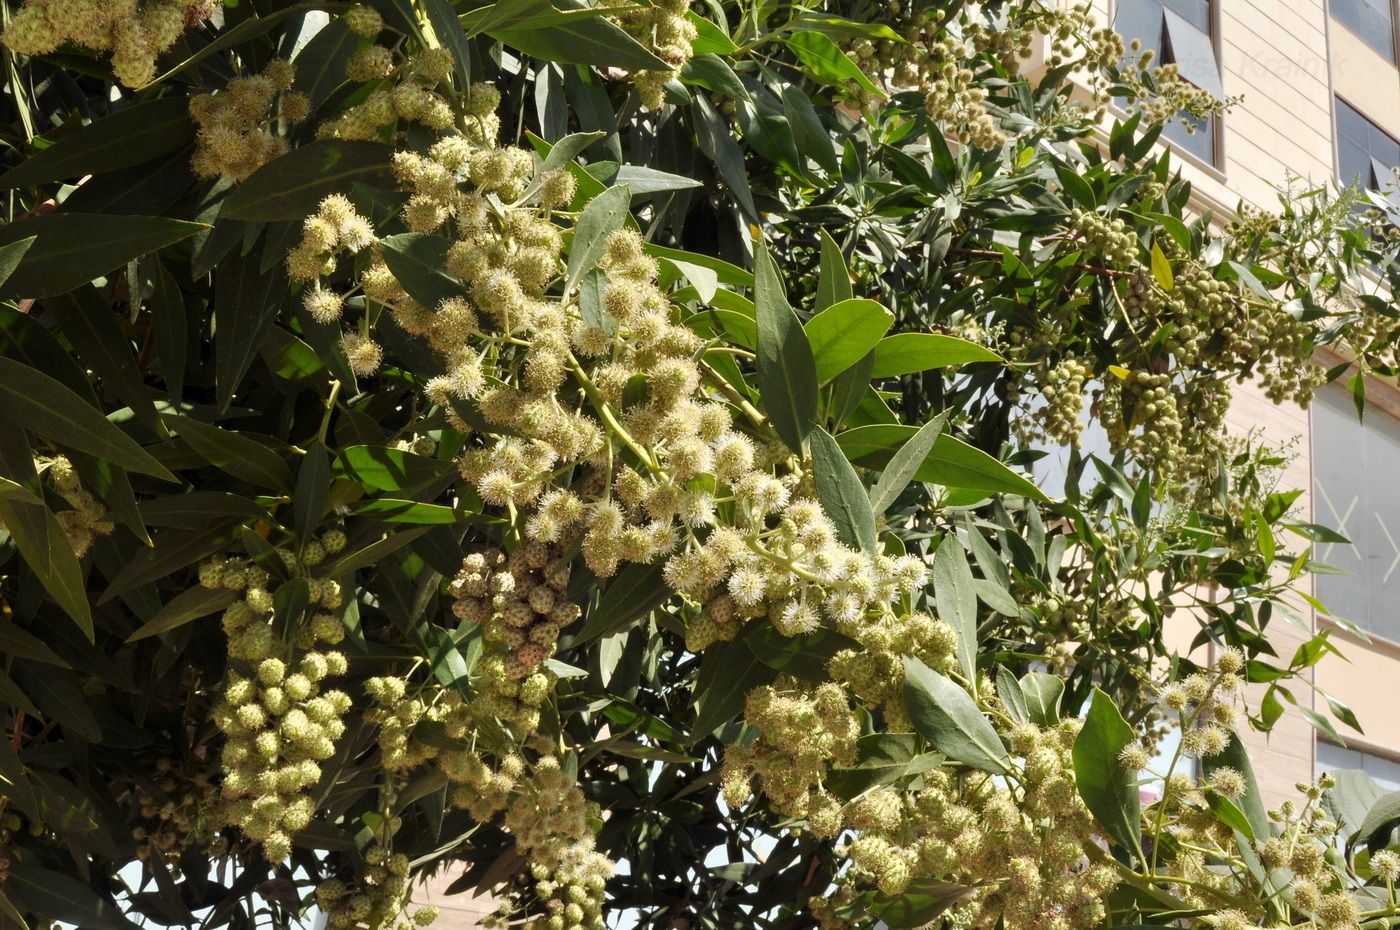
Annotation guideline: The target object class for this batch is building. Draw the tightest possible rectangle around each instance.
[1083,0,1400,804]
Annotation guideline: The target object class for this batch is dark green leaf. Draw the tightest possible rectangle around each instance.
[782,85,839,174]
[163,413,293,492]
[754,239,818,453]
[492,11,668,71]
[931,533,977,685]
[48,286,160,429]
[0,477,92,640]
[379,233,462,310]
[573,562,670,644]
[0,98,194,189]
[0,236,35,288]
[220,140,395,221]
[691,632,776,739]
[827,733,942,800]
[146,258,187,399]
[1073,687,1142,862]
[0,213,204,298]
[214,246,288,412]
[837,425,1046,500]
[294,442,331,545]
[0,357,173,481]
[997,668,1028,724]
[810,426,877,554]
[903,657,1009,774]
[334,445,453,493]
[125,584,239,642]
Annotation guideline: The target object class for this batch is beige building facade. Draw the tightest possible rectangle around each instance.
[1092,0,1400,803]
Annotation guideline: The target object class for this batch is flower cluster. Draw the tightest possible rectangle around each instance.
[317,7,457,140]
[613,0,697,109]
[317,843,439,930]
[127,757,220,874]
[36,455,112,557]
[190,59,308,181]
[1,0,214,87]
[201,535,351,862]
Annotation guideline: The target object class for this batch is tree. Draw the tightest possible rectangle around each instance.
[0,0,1397,927]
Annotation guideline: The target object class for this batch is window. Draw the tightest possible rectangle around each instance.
[1113,0,1224,165]
[1335,97,1400,194]
[1331,0,1397,63]
[1312,385,1400,641]
[1317,740,1400,792]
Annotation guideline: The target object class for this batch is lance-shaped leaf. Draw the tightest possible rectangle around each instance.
[903,657,1010,774]
[1073,687,1143,863]
[0,97,195,189]
[214,247,288,412]
[220,140,395,221]
[810,426,877,554]
[0,214,204,298]
[868,413,946,516]
[932,533,977,687]
[0,476,92,640]
[564,184,631,294]
[0,357,174,481]
[754,239,817,453]
[870,333,1002,378]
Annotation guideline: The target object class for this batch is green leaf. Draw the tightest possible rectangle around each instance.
[0,213,204,298]
[1150,239,1175,291]
[573,562,671,644]
[163,414,294,492]
[815,229,853,311]
[565,184,631,294]
[688,10,738,54]
[0,736,39,823]
[997,668,1029,724]
[1019,671,1064,726]
[335,445,453,493]
[837,425,1046,500]
[1073,687,1143,862]
[782,85,839,174]
[786,30,883,97]
[1353,789,1400,853]
[680,53,750,101]
[0,97,194,189]
[220,140,395,221]
[100,523,242,602]
[0,477,93,640]
[294,442,331,545]
[6,862,139,930]
[491,10,668,71]
[809,426,877,554]
[827,733,942,800]
[690,632,776,739]
[870,333,1002,378]
[861,879,975,929]
[214,247,288,412]
[329,526,434,575]
[902,657,1009,774]
[804,298,892,384]
[754,239,818,453]
[0,236,35,288]
[125,584,239,643]
[868,413,946,516]
[1201,728,1269,841]
[694,95,757,221]
[0,357,173,481]
[931,533,977,687]
[352,499,463,523]
[48,286,160,430]
[379,233,463,310]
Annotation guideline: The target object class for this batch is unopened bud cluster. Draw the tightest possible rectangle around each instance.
[614,0,696,109]
[317,842,439,930]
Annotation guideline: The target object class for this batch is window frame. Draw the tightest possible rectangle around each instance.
[1333,96,1400,195]
[1329,0,1400,65]
[1110,0,1226,170]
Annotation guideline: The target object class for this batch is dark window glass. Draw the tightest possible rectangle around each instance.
[1336,98,1400,192]
[1115,0,1223,165]
[1331,0,1397,62]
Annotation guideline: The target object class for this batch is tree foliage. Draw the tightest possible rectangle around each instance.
[1,0,1400,928]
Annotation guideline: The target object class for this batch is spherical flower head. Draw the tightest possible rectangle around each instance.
[1117,743,1149,772]
[1370,848,1400,883]
[257,658,286,686]
[303,284,343,324]
[1215,646,1245,675]
[342,332,384,377]
[344,3,384,36]
[1207,765,1246,800]
[465,82,501,118]
[1316,891,1358,928]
